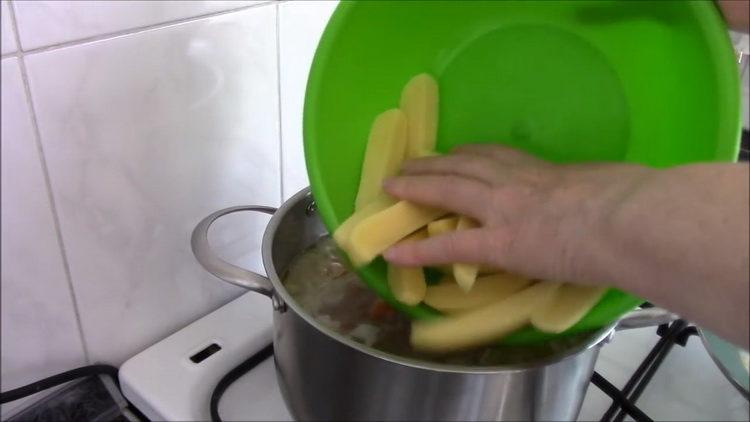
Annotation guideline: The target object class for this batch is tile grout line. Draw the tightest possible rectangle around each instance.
[2,0,23,60]
[276,2,284,203]
[7,0,92,364]
[17,1,276,57]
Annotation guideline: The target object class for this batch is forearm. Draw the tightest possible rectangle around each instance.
[590,163,749,347]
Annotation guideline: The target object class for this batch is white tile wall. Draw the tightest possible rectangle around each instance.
[23,4,280,366]
[1,58,86,417]
[279,0,337,199]
[731,30,750,130]
[12,0,266,51]
[1,0,16,54]
[2,2,289,407]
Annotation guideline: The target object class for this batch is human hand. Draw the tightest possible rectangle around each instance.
[717,0,749,32]
[382,145,652,285]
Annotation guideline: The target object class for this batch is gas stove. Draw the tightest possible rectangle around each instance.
[113,130,750,422]
[118,291,749,422]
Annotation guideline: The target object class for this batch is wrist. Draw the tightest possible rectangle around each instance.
[558,164,656,286]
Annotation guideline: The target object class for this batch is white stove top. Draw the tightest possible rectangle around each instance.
[120,292,749,421]
[216,356,289,421]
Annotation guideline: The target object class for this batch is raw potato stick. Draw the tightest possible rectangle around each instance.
[411,281,561,352]
[453,216,480,291]
[388,230,428,305]
[355,109,408,210]
[427,216,458,237]
[348,201,446,267]
[427,216,459,274]
[424,273,533,313]
[400,74,439,158]
[479,265,502,275]
[334,196,395,252]
[530,284,607,333]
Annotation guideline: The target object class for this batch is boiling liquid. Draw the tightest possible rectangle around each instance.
[282,236,591,366]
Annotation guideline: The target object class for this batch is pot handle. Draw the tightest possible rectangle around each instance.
[614,307,679,331]
[191,205,277,296]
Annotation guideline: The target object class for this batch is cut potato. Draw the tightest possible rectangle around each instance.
[354,109,408,210]
[453,262,480,292]
[400,74,438,158]
[333,196,395,251]
[453,216,480,292]
[387,264,427,306]
[388,230,428,305]
[424,273,533,313]
[479,265,502,275]
[411,281,561,352]
[530,284,607,334]
[427,216,458,237]
[348,201,446,267]
[428,217,459,273]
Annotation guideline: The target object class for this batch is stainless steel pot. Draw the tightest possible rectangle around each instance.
[191,187,675,421]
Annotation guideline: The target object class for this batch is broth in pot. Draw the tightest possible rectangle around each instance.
[282,236,592,366]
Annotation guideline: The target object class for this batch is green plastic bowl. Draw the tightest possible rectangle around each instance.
[303,0,740,344]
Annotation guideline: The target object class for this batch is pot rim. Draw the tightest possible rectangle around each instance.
[697,327,750,398]
[262,187,614,374]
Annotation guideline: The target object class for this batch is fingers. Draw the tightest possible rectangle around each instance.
[453,143,542,165]
[400,144,544,184]
[401,154,500,182]
[383,228,495,267]
[383,175,489,221]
